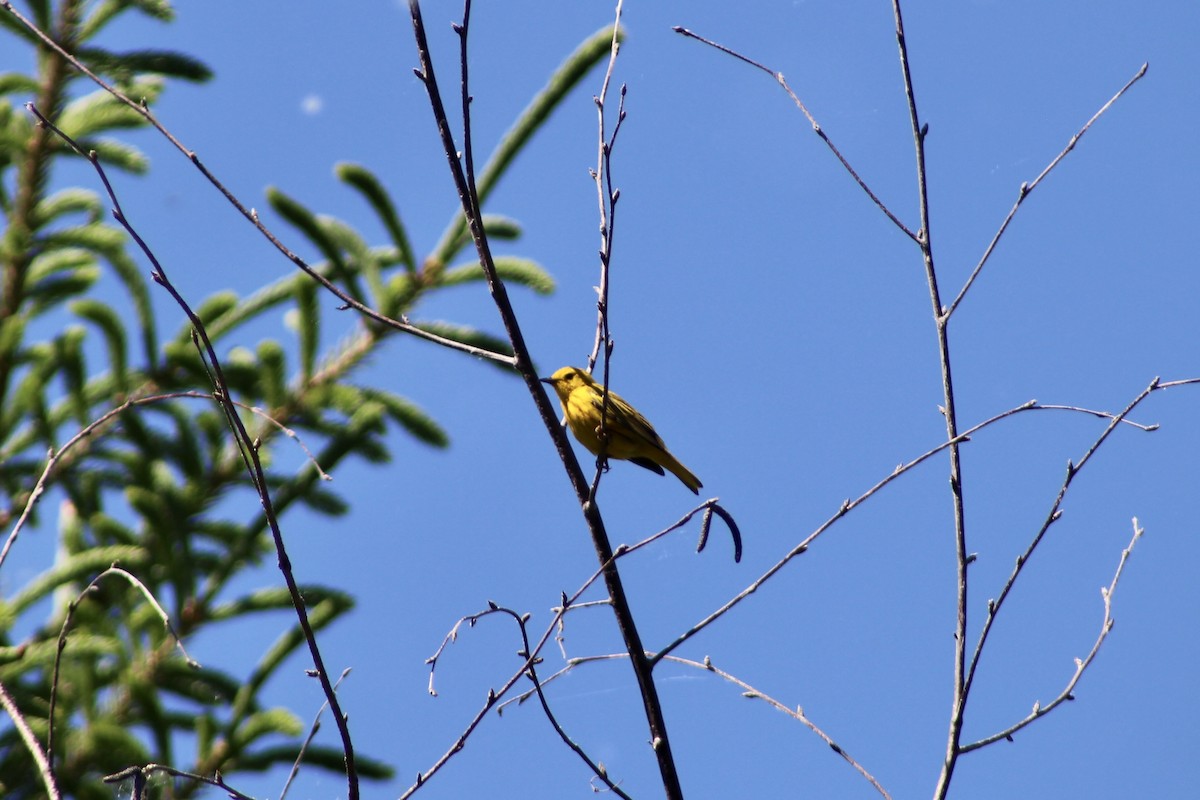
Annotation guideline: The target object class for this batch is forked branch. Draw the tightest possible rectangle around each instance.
[961,519,1145,752]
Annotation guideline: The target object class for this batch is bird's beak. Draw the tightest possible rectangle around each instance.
[539,377,553,386]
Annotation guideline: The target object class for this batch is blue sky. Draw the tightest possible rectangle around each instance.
[7,1,1200,798]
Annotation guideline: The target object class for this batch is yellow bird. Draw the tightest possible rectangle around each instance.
[541,366,702,494]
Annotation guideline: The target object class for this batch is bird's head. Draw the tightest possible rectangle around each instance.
[540,366,593,399]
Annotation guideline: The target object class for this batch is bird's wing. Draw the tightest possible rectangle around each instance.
[593,391,666,449]
[628,456,667,476]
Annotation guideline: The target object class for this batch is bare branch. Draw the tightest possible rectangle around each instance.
[280,669,352,800]
[103,764,254,800]
[416,601,631,799]
[961,518,1145,751]
[652,391,1163,663]
[945,63,1149,319]
[962,380,1161,700]
[674,25,918,242]
[49,567,198,769]
[414,493,739,794]
[587,8,627,372]
[502,652,892,799]
[407,2,682,794]
[667,655,891,799]
[883,3,967,794]
[1,390,330,572]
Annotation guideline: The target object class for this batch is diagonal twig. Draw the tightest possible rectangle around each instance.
[0,679,60,800]
[962,518,1145,751]
[103,764,254,800]
[48,566,198,770]
[961,379,1161,702]
[674,25,919,242]
[650,392,1162,665]
[0,389,329,572]
[666,655,891,799]
[434,603,635,799]
[502,652,892,799]
[414,490,736,796]
[944,63,1149,319]
[280,669,352,800]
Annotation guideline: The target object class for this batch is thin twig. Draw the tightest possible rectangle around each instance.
[666,655,891,799]
[0,448,52,573]
[609,498,741,564]
[592,83,627,499]
[587,7,625,372]
[1033,403,1158,431]
[280,669,351,800]
[509,602,634,800]
[48,567,198,769]
[674,25,918,243]
[944,63,1149,319]
[554,598,611,660]
[0,389,329,573]
[1154,377,1200,391]
[586,10,627,502]
[649,393,1160,665]
[962,379,1161,702]
[961,518,1144,751]
[409,620,576,796]
[0,679,60,800]
[103,764,254,800]
[416,601,631,799]
[501,652,891,799]
[425,605,507,698]
[415,490,733,794]
[521,632,634,798]
[880,3,972,795]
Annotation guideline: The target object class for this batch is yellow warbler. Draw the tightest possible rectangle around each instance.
[541,366,702,494]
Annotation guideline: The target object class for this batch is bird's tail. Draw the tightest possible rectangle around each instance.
[658,450,702,494]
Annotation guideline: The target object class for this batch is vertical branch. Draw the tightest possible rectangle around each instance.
[408,3,684,797]
[679,9,1150,799]
[587,7,625,373]
[586,10,628,501]
[888,2,969,796]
